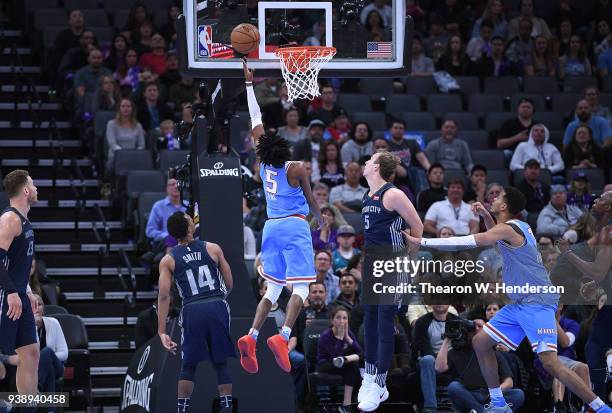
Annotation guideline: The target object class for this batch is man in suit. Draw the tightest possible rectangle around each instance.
[292,119,326,181]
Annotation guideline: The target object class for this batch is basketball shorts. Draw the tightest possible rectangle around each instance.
[0,290,38,353]
[179,299,236,381]
[483,303,558,353]
[258,216,316,285]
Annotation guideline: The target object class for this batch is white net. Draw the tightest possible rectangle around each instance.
[275,47,336,102]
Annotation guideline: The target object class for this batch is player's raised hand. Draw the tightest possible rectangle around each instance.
[242,58,254,82]
[159,333,177,354]
[471,202,489,218]
[6,292,22,321]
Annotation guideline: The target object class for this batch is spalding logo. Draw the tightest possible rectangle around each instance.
[137,345,150,375]
[199,165,240,177]
[213,162,223,169]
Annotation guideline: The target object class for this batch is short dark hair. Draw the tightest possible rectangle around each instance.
[390,118,406,128]
[428,163,444,174]
[256,134,292,168]
[339,273,357,285]
[309,281,326,292]
[471,165,487,175]
[330,306,350,322]
[524,158,540,169]
[447,178,465,190]
[144,82,158,91]
[167,211,189,240]
[491,35,505,43]
[502,186,527,215]
[3,170,30,198]
[481,19,494,30]
[315,250,332,260]
[350,122,373,142]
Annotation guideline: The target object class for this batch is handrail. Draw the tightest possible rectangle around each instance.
[93,203,111,255]
[117,249,137,349]
[118,248,137,303]
[68,159,87,249]
[47,117,63,207]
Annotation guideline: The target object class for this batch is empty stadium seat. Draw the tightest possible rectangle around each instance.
[91,27,115,44]
[45,305,69,315]
[112,9,130,28]
[343,212,364,234]
[444,169,466,185]
[513,169,552,186]
[404,76,437,96]
[337,94,372,113]
[159,150,189,173]
[114,150,153,176]
[43,25,67,49]
[523,77,559,96]
[385,95,421,113]
[562,76,598,93]
[469,94,504,116]
[64,0,98,10]
[461,130,489,150]
[510,94,547,112]
[536,112,564,130]
[399,112,436,131]
[485,112,515,131]
[352,112,386,131]
[135,192,167,242]
[442,113,478,130]
[484,77,520,95]
[598,93,612,109]
[471,150,507,170]
[426,94,463,114]
[125,170,166,227]
[104,0,138,11]
[33,9,67,32]
[455,76,481,95]
[25,0,59,11]
[566,169,606,191]
[360,78,395,95]
[154,9,169,27]
[82,10,109,27]
[602,76,612,92]
[487,170,510,186]
[551,93,581,119]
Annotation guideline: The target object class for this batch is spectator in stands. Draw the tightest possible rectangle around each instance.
[160,4,180,46]
[315,250,340,304]
[597,33,612,76]
[115,48,141,92]
[47,9,85,84]
[424,179,479,236]
[510,123,565,174]
[139,34,168,76]
[318,140,345,189]
[414,305,460,413]
[340,122,374,165]
[57,29,96,86]
[508,0,552,39]
[551,304,591,413]
[563,125,605,169]
[359,0,392,26]
[517,159,551,212]
[255,79,282,110]
[435,321,525,413]
[425,120,473,174]
[592,19,611,59]
[537,185,584,236]
[105,98,146,171]
[417,163,447,213]
[466,19,493,61]
[524,35,557,76]
[472,36,520,77]
[74,48,112,101]
[312,206,338,252]
[463,165,487,203]
[145,177,187,248]
[555,18,573,57]
[132,20,156,55]
[559,34,593,78]
[104,34,128,73]
[332,225,359,272]
[411,35,435,75]
[33,294,67,393]
[484,182,503,211]
[566,172,593,211]
[333,273,360,311]
[365,10,391,42]
[92,75,120,113]
[121,2,151,41]
[496,98,537,155]
[435,34,472,76]
[262,83,293,129]
[136,82,173,132]
[308,85,342,125]
[159,52,181,92]
[330,162,368,213]
[290,282,330,360]
[153,119,183,156]
[584,87,612,124]
[317,307,362,413]
[472,0,507,39]
[563,99,612,148]
[387,119,431,193]
[311,182,347,228]
[505,17,534,64]
[293,119,325,180]
[424,15,448,63]
[326,111,351,143]
[169,76,198,111]
[278,107,307,144]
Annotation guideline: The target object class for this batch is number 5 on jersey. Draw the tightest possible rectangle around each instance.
[265,169,278,200]
[364,215,370,229]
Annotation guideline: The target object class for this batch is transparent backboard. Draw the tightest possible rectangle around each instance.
[177,0,412,78]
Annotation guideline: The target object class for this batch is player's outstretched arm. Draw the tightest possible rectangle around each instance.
[563,228,612,282]
[207,242,233,291]
[243,59,265,147]
[0,212,23,320]
[402,223,514,251]
[296,164,324,228]
[157,254,177,353]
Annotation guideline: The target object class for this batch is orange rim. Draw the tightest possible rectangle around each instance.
[275,46,336,73]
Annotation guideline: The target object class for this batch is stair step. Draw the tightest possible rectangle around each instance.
[47,267,148,276]
[36,243,136,252]
[83,317,138,326]
[2,158,91,167]
[0,138,78,147]
[65,291,157,300]
[85,325,136,342]
[33,179,100,187]
[32,220,121,229]
[92,352,134,367]
[52,278,152,294]
[68,301,152,318]
[0,120,71,128]
[0,30,22,37]
[34,230,127,244]
[1,84,48,93]
[92,388,121,397]
[32,199,111,208]
[37,253,141,268]
[0,102,62,110]
[0,65,39,73]
[91,366,128,376]
[90,342,135,351]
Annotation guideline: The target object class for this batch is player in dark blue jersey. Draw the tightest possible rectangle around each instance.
[157,212,235,413]
[237,59,324,375]
[404,188,611,413]
[359,152,423,412]
[0,170,40,406]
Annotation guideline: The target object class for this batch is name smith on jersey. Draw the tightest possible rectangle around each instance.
[183,252,202,264]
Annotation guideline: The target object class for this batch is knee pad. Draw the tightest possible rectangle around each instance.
[213,361,232,385]
[179,363,195,382]
[291,283,309,302]
[262,280,284,305]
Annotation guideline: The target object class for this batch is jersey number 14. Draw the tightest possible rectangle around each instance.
[185,265,215,295]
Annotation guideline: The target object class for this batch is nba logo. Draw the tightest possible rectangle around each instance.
[198,25,212,58]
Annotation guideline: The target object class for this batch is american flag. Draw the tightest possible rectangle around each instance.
[212,43,234,59]
[367,42,392,59]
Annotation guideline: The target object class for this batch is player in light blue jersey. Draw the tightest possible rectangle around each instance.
[403,187,611,413]
[237,59,324,375]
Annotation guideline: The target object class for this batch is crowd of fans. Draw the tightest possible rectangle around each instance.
[34,0,612,412]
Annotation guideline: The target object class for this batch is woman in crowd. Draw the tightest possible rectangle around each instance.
[115,48,141,92]
[277,107,307,143]
[524,35,557,76]
[312,206,338,252]
[470,0,508,40]
[132,20,156,55]
[435,34,472,76]
[567,173,594,212]
[104,34,129,73]
[558,34,592,78]
[317,306,362,413]
[160,4,181,46]
[563,125,604,169]
[122,2,151,41]
[92,75,120,113]
[105,98,145,171]
[318,140,345,189]
[326,112,352,143]
[591,19,610,59]
[554,18,573,57]
[365,10,390,41]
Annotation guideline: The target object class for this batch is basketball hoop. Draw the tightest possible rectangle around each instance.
[275,46,336,102]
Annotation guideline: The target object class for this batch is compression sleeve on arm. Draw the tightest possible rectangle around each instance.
[420,235,477,251]
[246,85,262,128]
[0,249,16,294]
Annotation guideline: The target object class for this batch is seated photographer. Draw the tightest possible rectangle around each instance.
[316,306,362,413]
[413,304,460,413]
[435,319,525,413]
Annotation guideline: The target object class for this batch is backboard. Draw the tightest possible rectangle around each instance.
[177,0,412,78]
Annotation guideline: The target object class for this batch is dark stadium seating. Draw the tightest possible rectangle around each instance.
[471,150,507,170]
[337,94,373,113]
[134,191,167,242]
[513,169,553,186]
[45,304,69,315]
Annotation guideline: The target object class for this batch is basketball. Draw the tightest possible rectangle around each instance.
[231,23,260,54]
